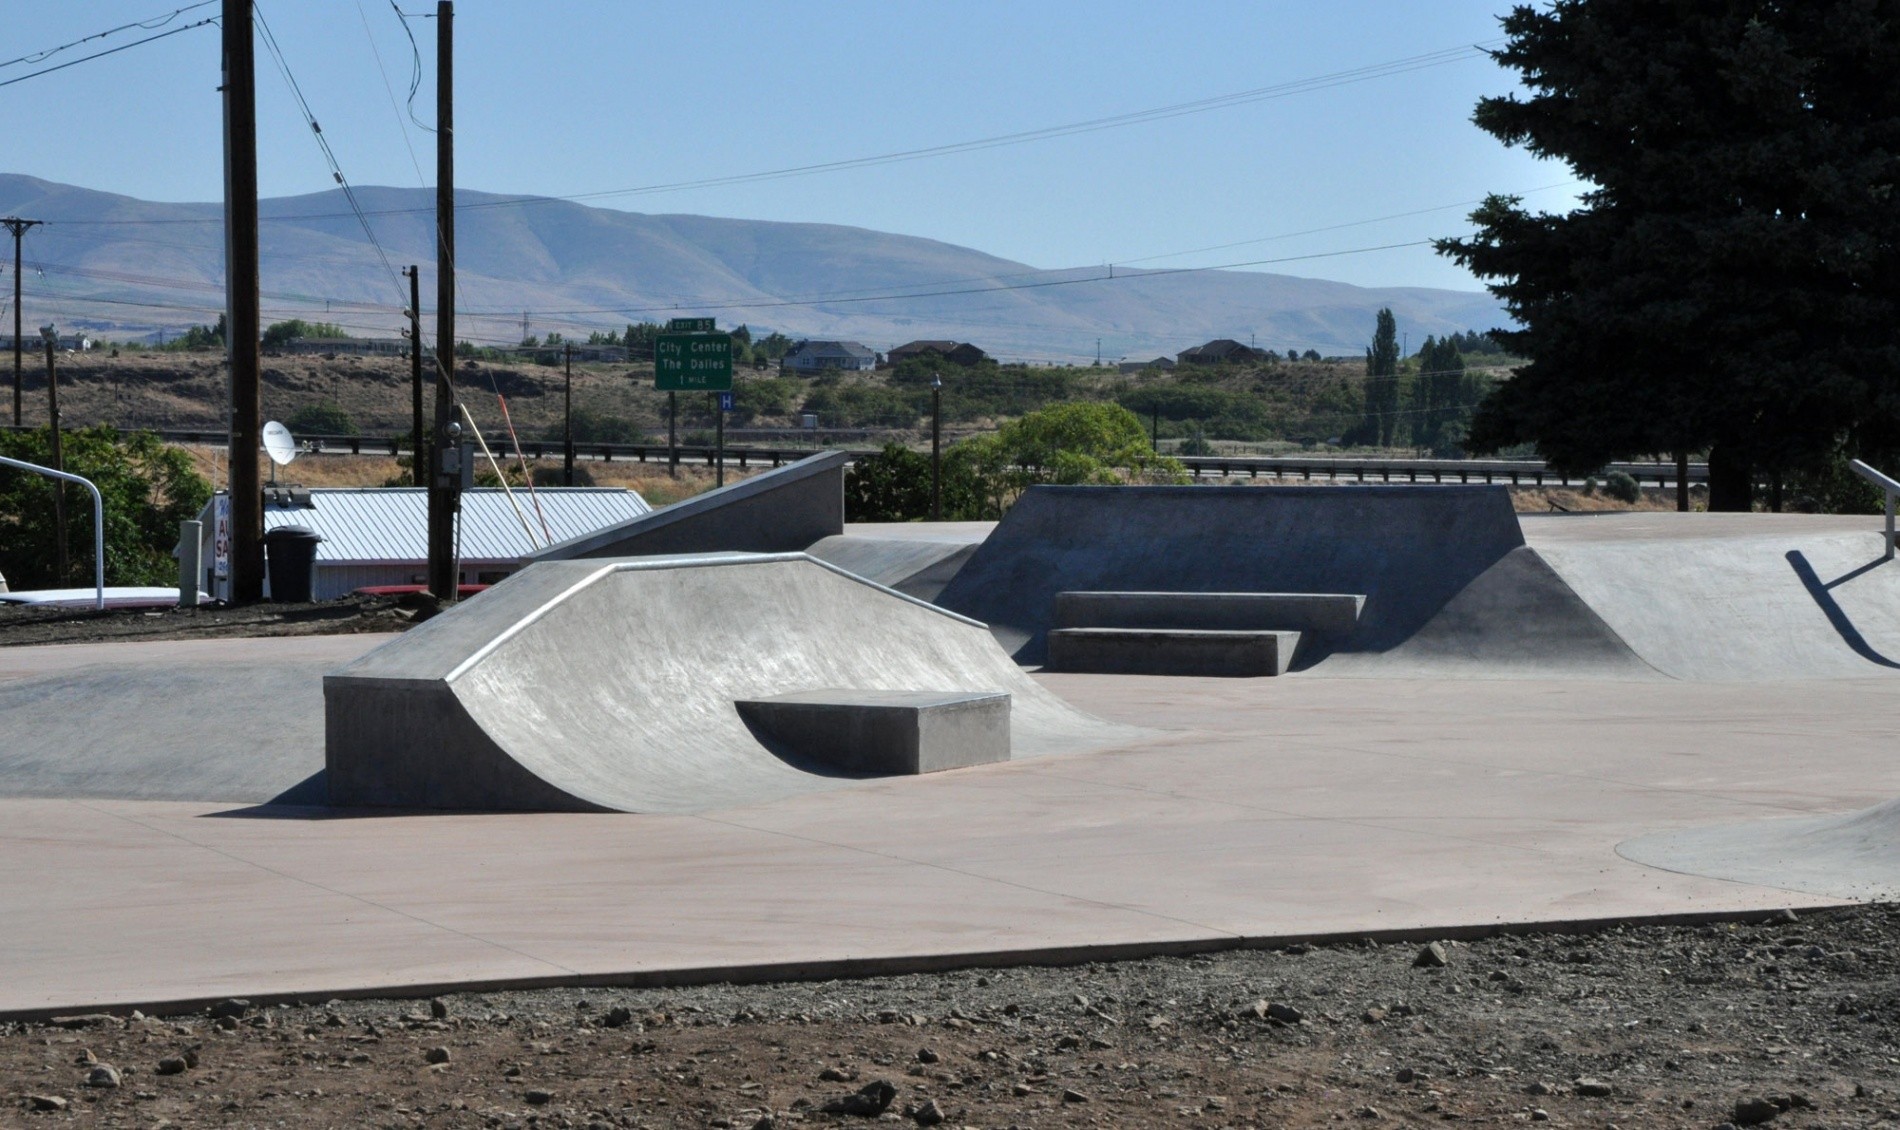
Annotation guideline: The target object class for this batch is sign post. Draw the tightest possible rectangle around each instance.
[655,320,733,483]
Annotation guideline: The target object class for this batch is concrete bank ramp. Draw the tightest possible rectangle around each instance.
[1619,799,1900,901]
[805,527,988,602]
[934,484,1529,666]
[1524,516,1900,680]
[325,553,1135,813]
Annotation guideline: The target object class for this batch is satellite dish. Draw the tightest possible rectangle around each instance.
[262,421,297,467]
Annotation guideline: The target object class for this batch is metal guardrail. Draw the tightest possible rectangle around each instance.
[4,424,1711,487]
[1851,459,1899,560]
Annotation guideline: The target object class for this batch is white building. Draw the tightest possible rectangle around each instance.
[190,486,653,601]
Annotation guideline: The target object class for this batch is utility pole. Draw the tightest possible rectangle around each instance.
[41,326,66,583]
[930,372,942,520]
[427,0,458,601]
[3,218,40,427]
[563,340,574,485]
[668,391,677,478]
[222,0,263,603]
[404,265,424,486]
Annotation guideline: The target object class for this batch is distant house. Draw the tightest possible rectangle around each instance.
[282,336,409,358]
[187,486,653,602]
[0,333,92,352]
[1118,356,1177,374]
[1177,339,1269,366]
[886,339,989,367]
[781,340,879,373]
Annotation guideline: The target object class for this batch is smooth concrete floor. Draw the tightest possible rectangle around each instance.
[5,644,1895,1018]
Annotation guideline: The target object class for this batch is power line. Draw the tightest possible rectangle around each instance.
[41,38,1502,227]
[0,14,218,91]
[0,1,217,71]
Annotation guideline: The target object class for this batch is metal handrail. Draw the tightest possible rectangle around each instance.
[1850,459,1900,560]
[0,454,105,609]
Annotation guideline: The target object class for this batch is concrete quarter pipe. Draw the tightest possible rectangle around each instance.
[325,553,1138,813]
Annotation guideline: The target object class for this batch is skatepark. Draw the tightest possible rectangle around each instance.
[5,455,1900,1021]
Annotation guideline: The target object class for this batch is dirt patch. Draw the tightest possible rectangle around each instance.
[4,905,1897,1127]
[0,594,417,648]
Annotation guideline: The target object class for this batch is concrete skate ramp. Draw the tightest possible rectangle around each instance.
[1524,515,1900,680]
[325,553,1135,813]
[525,451,844,563]
[805,534,982,601]
[933,484,1526,665]
[0,637,376,804]
[1619,799,1900,901]
[1319,546,1653,678]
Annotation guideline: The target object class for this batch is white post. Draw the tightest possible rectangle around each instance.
[0,453,104,609]
[177,520,203,607]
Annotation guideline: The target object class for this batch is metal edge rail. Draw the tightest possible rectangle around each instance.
[1851,459,1900,560]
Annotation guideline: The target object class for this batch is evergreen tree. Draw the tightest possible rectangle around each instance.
[1361,308,1401,447]
[1438,0,1900,509]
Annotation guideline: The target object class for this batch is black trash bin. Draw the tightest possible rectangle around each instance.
[263,525,323,602]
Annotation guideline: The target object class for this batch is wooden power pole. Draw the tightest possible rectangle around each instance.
[427,0,458,601]
[563,341,575,486]
[222,0,263,602]
[3,217,40,428]
[404,265,424,486]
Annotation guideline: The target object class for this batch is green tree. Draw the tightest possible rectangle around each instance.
[1437,0,1900,510]
[1406,336,1470,453]
[1357,308,1401,447]
[0,427,212,589]
[843,443,982,522]
[286,403,357,436]
[949,401,1187,517]
[261,319,347,349]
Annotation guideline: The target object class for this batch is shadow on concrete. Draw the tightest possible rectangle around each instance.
[1786,550,1900,669]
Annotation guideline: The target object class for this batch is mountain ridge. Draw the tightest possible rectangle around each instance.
[0,174,1507,362]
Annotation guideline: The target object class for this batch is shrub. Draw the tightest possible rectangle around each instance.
[1603,470,1641,504]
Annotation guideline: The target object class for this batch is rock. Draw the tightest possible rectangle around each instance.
[1266,1002,1304,1023]
[1574,1079,1613,1098]
[1055,1034,1081,1049]
[1769,909,1799,925]
[47,1014,115,1030]
[912,1097,946,1125]
[820,1066,858,1083]
[1061,1088,1088,1103]
[27,1095,68,1112]
[86,1064,121,1089]
[524,1089,553,1106]
[155,1056,189,1076]
[213,1016,239,1032]
[1395,1068,1416,1084]
[916,1047,939,1064]
[429,998,449,1020]
[820,1080,897,1116]
[1526,1081,1552,1096]
[1414,943,1449,968]
[1357,1105,1383,1119]
[603,1006,633,1029]
[207,999,250,1020]
[1362,1007,1388,1023]
[1531,1109,1550,1121]
[750,1116,776,1130]
[1012,1083,1035,1097]
[424,1046,450,1065]
[1733,1097,1781,1125]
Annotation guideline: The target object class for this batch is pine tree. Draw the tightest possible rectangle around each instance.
[1438,0,1900,509]
[1362,308,1401,448]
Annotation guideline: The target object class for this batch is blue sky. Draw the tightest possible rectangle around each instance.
[6,1,1572,293]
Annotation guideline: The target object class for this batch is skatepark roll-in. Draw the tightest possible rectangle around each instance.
[323,553,1136,813]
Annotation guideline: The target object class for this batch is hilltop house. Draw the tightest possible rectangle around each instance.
[781,340,879,374]
[1177,339,1270,366]
[886,339,989,367]
[1118,356,1177,374]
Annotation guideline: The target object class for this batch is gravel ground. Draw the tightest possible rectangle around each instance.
[7,904,1899,1128]
[0,594,418,647]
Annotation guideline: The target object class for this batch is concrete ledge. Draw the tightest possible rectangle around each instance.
[1054,591,1364,634]
[735,689,1010,774]
[1046,628,1300,677]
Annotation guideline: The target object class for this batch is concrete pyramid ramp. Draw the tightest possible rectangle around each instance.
[324,554,1134,813]
[934,484,1527,666]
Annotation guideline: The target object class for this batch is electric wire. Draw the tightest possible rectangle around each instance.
[0,16,219,90]
[0,1,217,70]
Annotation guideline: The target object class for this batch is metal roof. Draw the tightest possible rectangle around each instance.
[255,487,652,564]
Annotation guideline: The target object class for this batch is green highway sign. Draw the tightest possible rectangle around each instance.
[655,332,733,391]
[666,317,716,333]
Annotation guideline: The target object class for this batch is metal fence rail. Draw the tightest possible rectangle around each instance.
[3,424,1710,486]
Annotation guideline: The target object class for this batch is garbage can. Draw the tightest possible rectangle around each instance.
[263,525,323,602]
